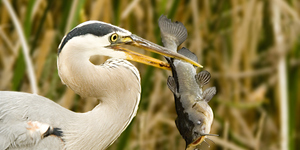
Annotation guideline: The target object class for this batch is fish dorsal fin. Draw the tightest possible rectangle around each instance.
[178,47,198,63]
[195,70,211,87]
[202,87,216,102]
[158,15,187,50]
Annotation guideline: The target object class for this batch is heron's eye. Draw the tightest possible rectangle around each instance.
[110,33,118,42]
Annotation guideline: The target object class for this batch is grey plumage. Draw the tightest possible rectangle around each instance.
[0,92,73,150]
[0,59,141,150]
[0,21,146,150]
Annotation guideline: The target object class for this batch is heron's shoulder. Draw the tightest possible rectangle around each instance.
[0,91,74,120]
[0,91,66,150]
[0,91,52,104]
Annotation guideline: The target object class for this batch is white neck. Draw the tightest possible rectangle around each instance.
[64,93,140,150]
[57,45,141,149]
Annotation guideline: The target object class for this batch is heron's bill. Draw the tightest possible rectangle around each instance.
[111,34,203,69]
[110,45,171,70]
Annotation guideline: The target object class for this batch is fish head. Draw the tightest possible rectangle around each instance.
[176,101,216,149]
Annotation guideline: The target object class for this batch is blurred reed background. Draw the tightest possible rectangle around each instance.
[0,0,299,150]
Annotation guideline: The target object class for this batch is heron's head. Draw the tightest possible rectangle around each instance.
[58,20,202,70]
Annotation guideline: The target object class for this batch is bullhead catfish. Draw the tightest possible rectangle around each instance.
[158,15,218,149]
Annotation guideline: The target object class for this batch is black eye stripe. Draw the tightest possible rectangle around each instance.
[58,22,118,55]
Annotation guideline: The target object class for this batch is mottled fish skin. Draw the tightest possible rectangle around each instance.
[159,15,217,149]
[168,49,216,149]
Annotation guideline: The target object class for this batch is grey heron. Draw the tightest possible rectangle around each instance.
[0,20,202,150]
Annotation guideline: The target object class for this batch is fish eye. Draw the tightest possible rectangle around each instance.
[110,33,118,42]
[197,120,201,125]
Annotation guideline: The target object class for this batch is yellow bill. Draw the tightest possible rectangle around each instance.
[109,34,203,69]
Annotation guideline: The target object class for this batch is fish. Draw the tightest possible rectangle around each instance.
[158,15,218,149]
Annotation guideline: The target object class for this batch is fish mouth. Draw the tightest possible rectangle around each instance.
[186,132,218,149]
[187,136,205,148]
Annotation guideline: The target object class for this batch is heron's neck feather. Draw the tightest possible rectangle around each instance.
[58,50,141,149]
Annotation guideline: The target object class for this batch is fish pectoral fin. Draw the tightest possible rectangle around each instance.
[195,70,211,87]
[158,15,188,49]
[167,76,180,98]
[178,47,198,63]
[203,87,217,102]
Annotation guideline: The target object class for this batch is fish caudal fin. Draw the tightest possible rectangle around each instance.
[158,15,188,50]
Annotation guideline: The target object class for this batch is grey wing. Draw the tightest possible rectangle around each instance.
[2,136,64,150]
[0,91,74,149]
